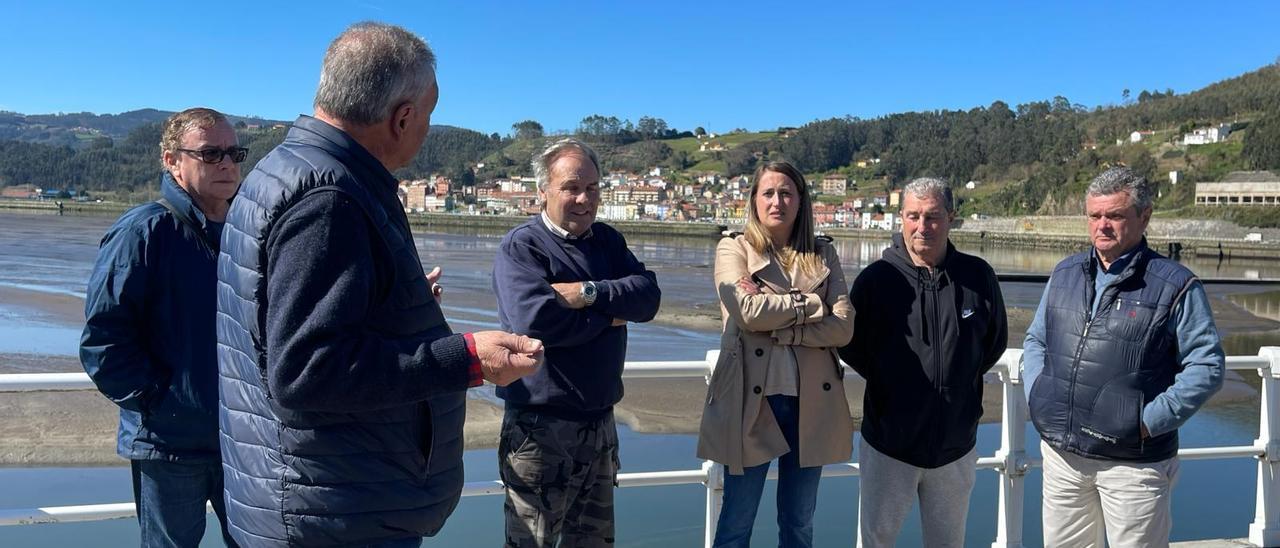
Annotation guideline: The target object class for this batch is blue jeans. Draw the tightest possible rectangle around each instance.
[712,395,822,548]
[130,459,235,548]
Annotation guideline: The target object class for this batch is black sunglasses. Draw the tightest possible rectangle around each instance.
[176,147,249,164]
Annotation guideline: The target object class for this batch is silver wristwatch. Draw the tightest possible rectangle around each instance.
[581,281,598,306]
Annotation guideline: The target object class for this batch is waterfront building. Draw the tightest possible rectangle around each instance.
[1195,171,1280,206]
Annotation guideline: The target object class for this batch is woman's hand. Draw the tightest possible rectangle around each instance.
[736,276,762,296]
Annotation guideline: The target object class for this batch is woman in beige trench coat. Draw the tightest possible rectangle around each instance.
[696,161,854,547]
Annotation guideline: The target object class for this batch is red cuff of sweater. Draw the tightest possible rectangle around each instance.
[462,333,483,387]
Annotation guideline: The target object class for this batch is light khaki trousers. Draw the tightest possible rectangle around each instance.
[1040,440,1180,548]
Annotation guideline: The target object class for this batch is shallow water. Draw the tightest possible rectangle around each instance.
[0,210,1275,545]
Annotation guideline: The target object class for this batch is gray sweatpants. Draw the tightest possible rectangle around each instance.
[856,437,977,548]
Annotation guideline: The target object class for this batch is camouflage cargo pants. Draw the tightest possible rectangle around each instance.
[499,408,620,548]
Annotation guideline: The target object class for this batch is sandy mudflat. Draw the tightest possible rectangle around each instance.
[0,285,85,326]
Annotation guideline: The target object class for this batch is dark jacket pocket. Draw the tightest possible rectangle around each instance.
[1084,381,1143,444]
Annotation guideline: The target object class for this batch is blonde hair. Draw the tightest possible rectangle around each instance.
[743,161,823,276]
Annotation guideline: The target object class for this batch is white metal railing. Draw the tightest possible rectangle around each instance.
[2,347,1279,548]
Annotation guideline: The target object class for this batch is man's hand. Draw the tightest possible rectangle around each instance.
[426,266,443,303]
[471,331,543,386]
[611,318,627,327]
[736,276,762,296]
[551,282,587,309]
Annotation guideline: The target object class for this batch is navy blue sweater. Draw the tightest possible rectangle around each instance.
[493,217,660,417]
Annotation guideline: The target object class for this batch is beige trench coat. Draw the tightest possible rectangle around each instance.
[696,235,855,474]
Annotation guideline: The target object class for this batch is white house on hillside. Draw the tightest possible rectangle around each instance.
[1182,124,1232,146]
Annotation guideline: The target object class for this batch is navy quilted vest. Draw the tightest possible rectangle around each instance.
[1029,242,1194,462]
[216,116,465,546]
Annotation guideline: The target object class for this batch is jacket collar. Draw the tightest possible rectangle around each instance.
[289,115,399,193]
[160,172,209,228]
[738,236,830,294]
[885,232,954,280]
[1086,238,1152,283]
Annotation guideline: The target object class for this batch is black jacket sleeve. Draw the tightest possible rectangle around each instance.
[980,263,1010,375]
[839,266,876,379]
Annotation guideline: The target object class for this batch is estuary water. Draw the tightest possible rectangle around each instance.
[0,210,1275,546]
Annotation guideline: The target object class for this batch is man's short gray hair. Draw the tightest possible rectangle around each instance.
[903,177,954,212]
[532,138,602,193]
[1087,167,1153,212]
[314,22,436,126]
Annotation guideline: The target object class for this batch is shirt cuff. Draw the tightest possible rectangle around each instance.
[462,332,484,387]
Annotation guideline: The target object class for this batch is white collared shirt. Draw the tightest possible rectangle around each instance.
[540,210,592,240]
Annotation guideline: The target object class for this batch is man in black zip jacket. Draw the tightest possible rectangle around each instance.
[839,177,1008,547]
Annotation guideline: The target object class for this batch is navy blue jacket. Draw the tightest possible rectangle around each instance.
[493,216,660,418]
[80,174,223,462]
[217,115,474,546]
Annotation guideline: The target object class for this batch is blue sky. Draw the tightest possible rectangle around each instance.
[2,1,1277,135]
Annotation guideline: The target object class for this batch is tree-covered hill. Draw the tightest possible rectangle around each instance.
[2,61,1278,222]
[0,109,288,148]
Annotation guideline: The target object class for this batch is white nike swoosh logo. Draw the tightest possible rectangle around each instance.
[962,309,975,318]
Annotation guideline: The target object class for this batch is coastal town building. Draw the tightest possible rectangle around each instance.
[388,163,908,229]
[1195,171,1280,206]
[1182,124,1232,146]
[0,184,40,200]
[820,175,849,196]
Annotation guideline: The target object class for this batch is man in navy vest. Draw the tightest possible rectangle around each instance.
[492,139,661,547]
[81,107,244,547]
[217,22,543,547]
[1024,167,1225,546]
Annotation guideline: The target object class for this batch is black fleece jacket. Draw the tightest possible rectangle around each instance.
[839,233,1008,468]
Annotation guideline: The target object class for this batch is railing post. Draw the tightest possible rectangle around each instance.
[1251,347,1280,547]
[702,349,721,548]
[992,350,1027,548]
[703,460,722,548]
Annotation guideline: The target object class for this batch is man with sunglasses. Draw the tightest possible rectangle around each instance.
[81,107,244,547]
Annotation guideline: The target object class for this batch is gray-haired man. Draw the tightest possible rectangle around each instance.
[492,138,661,547]
[1024,166,1224,546]
[839,177,1008,547]
[217,22,543,547]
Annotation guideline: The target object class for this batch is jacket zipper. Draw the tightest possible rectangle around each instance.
[1064,264,1095,446]
[925,268,945,454]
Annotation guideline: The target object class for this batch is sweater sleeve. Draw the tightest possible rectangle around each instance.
[1141,280,1226,437]
[263,190,473,412]
[493,232,614,347]
[592,231,661,323]
[1022,278,1052,400]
